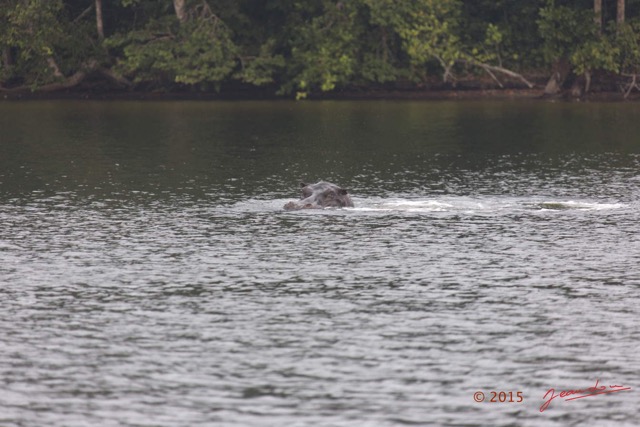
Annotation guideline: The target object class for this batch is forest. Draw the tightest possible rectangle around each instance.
[1,0,640,98]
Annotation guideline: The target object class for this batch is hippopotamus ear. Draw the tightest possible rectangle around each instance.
[339,189,348,195]
[299,182,308,188]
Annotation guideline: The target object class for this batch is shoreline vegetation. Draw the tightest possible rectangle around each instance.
[3,1,640,102]
[5,86,640,102]
[3,77,639,102]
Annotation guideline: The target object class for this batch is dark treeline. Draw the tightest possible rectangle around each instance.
[2,0,640,98]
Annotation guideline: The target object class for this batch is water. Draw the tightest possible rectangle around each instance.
[1,100,639,426]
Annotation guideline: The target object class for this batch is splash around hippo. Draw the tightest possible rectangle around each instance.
[284,181,354,210]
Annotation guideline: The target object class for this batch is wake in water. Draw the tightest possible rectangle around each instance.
[333,196,624,215]
[356,197,624,213]
[233,196,626,215]
[532,201,625,211]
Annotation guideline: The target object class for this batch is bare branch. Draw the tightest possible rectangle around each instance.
[620,73,639,98]
[73,5,93,23]
[470,61,504,88]
[433,55,456,83]
[458,58,535,88]
[96,66,133,88]
[0,61,132,93]
[46,57,64,78]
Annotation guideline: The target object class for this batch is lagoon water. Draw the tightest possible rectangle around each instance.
[1,100,639,426]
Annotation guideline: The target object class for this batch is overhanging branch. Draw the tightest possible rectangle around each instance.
[457,58,535,88]
[0,60,132,93]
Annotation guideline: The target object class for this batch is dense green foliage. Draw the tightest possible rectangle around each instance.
[1,0,640,96]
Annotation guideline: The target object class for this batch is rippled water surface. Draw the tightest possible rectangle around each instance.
[1,100,639,426]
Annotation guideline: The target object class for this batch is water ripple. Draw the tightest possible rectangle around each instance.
[2,101,640,426]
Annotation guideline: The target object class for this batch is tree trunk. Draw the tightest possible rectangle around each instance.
[584,71,592,94]
[2,47,13,67]
[594,0,602,31]
[95,0,104,40]
[173,0,188,24]
[47,57,64,78]
[617,0,625,24]
[570,79,583,98]
[543,58,571,96]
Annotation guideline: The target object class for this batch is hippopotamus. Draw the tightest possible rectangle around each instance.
[284,181,354,210]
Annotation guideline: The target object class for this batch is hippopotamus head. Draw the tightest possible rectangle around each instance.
[283,181,354,210]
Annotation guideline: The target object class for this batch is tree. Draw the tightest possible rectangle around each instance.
[96,0,104,40]
[0,0,67,87]
[617,0,625,24]
[369,0,464,83]
[537,0,640,96]
[279,1,365,98]
[0,0,131,92]
[174,0,187,24]
[538,2,599,95]
[106,1,237,88]
[363,0,534,88]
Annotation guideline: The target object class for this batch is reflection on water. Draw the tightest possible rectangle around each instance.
[1,101,639,427]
